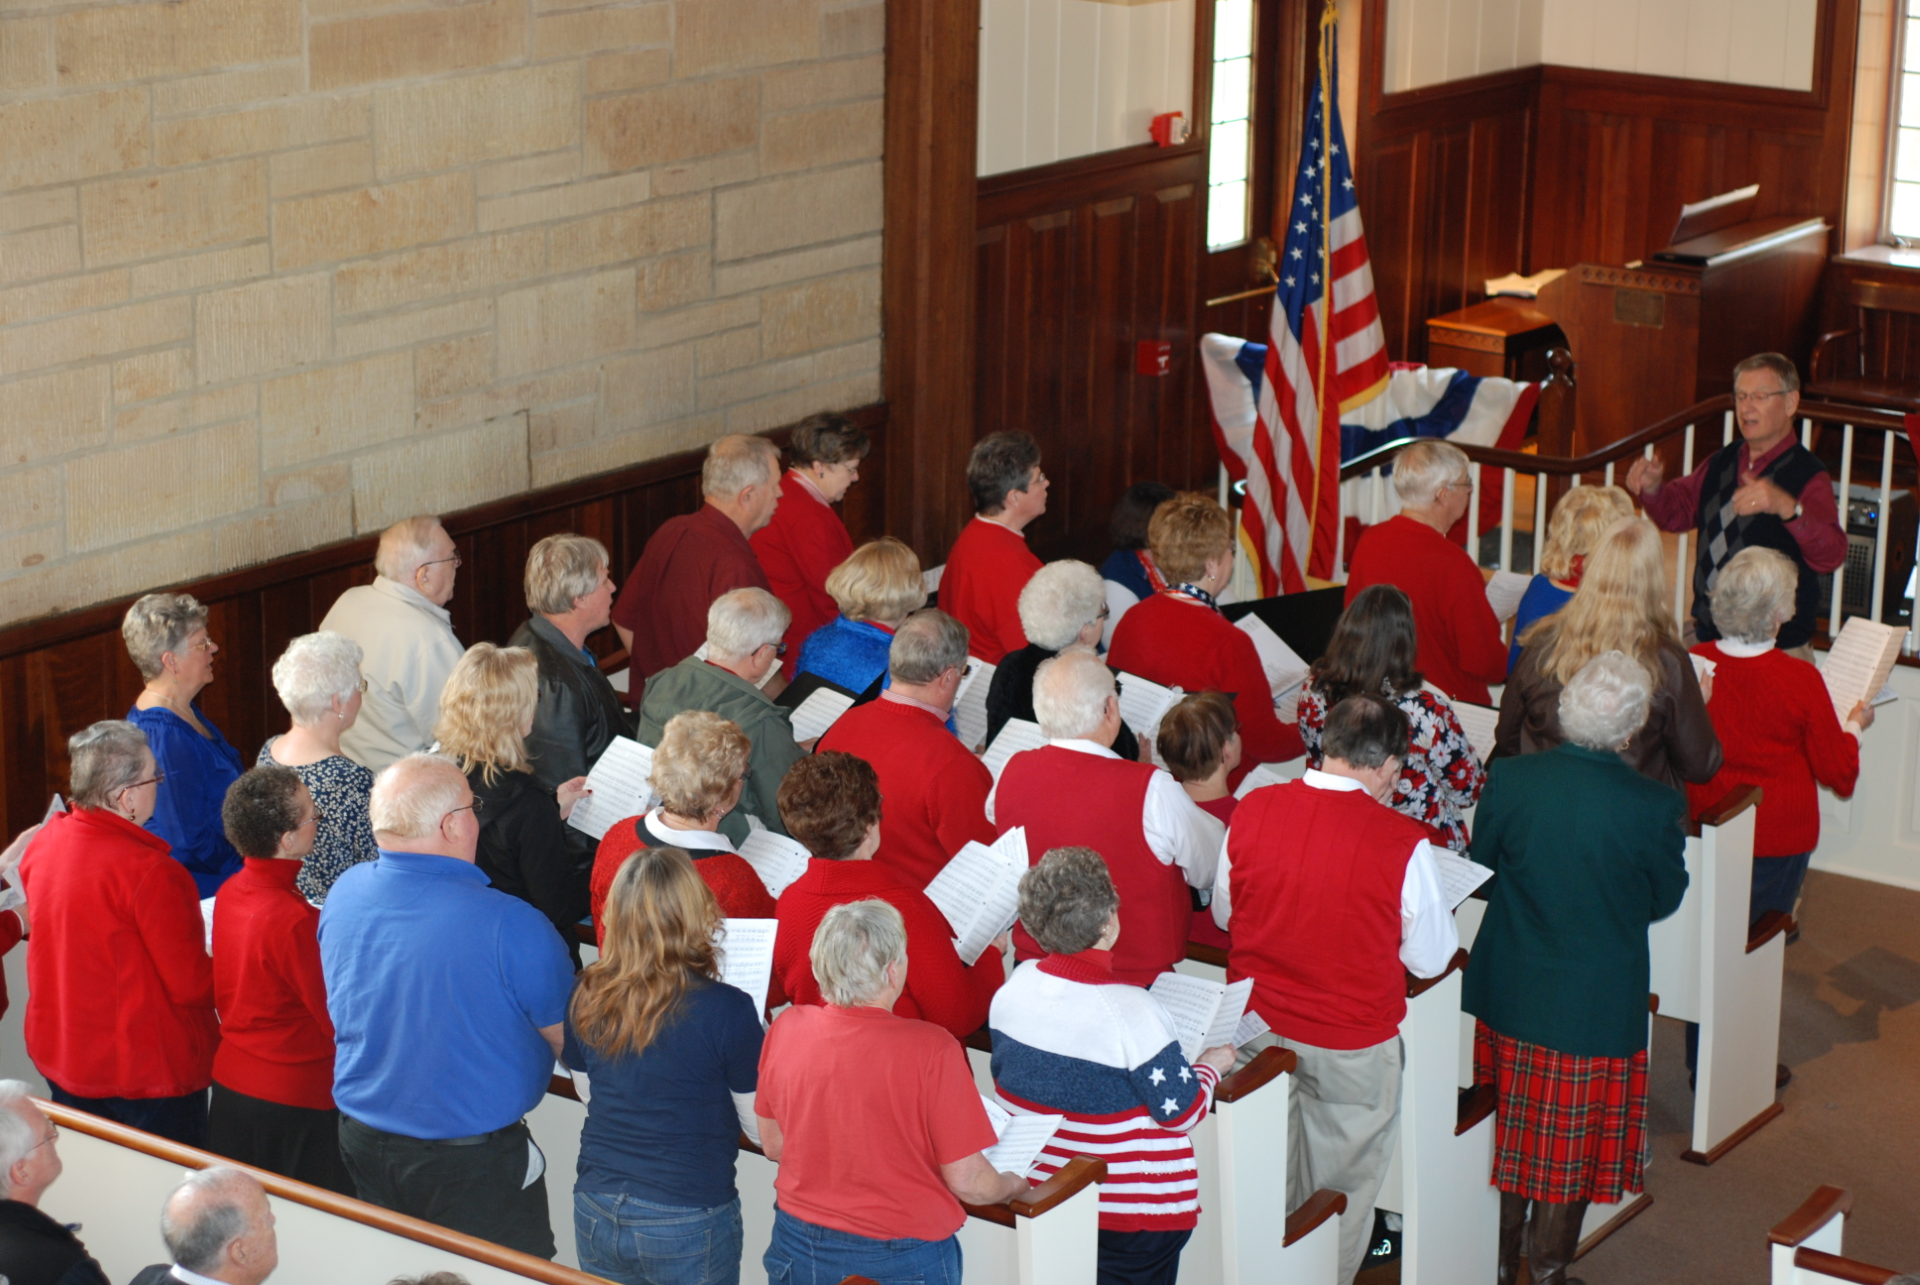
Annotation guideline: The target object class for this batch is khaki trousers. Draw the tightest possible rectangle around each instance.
[1236,1031,1403,1285]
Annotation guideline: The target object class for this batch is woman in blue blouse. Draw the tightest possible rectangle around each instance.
[792,537,926,696]
[123,592,244,897]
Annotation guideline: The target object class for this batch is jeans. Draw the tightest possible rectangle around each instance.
[45,1082,207,1148]
[763,1207,961,1285]
[575,1192,743,1285]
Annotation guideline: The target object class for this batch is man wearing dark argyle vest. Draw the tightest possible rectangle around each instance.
[1627,354,1849,650]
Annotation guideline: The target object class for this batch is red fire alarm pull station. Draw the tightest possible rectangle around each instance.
[1149,112,1188,147]
[1136,340,1172,376]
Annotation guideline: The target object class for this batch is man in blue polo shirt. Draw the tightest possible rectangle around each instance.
[318,753,573,1258]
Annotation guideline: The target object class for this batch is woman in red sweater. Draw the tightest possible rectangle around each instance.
[1688,547,1870,925]
[19,720,217,1147]
[1107,492,1303,787]
[771,753,1003,1039]
[592,710,778,940]
[751,413,870,677]
[207,765,352,1193]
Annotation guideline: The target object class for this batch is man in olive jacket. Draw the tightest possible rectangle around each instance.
[1463,652,1689,1285]
[638,587,807,845]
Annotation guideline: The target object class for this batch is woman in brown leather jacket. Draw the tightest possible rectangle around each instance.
[1495,516,1722,793]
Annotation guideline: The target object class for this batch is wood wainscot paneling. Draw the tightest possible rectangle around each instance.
[0,407,887,839]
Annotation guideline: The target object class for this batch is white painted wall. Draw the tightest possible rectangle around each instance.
[1380,0,1818,94]
[978,0,1196,177]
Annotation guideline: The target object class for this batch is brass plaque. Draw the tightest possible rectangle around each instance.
[1613,288,1665,328]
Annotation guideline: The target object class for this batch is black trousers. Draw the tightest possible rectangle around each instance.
[206,1082,355,1195]
[338,1114,554,1260]
[44,1081,206,1148]
[1097,1228,1192,1285]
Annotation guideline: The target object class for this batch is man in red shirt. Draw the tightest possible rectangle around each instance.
[752,413,870,677]
[817,608,994,889]
[1627,353,1847,654]
[614,434,780,687]
[940,431,1048,663]
[1345,438,1508,704]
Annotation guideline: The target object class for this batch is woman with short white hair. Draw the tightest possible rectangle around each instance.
[983,560,1144,760]
[260,631,378,901]
[755,898,1027,1285]
[1462,651,1690,1285]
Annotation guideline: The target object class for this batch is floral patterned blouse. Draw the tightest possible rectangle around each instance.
[258,738,379,903]
[1297,682,1486,849]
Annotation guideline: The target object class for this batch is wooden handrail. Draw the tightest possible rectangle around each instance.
[1336,394,1912,483]
[1769,1185,1854,1246]
[1185,941,1229,969]
[1282,1188,1347,1248]
[40,1101,608,1285]
[1748,911,1796,955]
[1793,1248,1899,1284]
[1216,1046,1295,1103]
[548,1072,579,1101]
[1407,948,1470,999]
[1455,1083,1497,1136]
[1699,784,1765,829]
[963,1026,993,1055]
[963,1155,1107,1227]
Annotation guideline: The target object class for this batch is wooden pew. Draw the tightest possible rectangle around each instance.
[539,1073,1107,1285]
[1646,786,1791,1164]
[36,1100,605,1285]
[1768,1187,1902,1285]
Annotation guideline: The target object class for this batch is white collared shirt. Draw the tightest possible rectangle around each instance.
[985,737,1222,889]
[320,575,465,772]
[644,809,734,854]
[168,1264,228,1285]
[1212,768,1459,979]
[1713,638,1775,658]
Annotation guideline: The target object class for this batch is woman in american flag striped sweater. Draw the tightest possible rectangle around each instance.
[989,847,1236,1285]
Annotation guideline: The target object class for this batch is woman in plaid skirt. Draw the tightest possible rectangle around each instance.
[1462,652,1690,1285]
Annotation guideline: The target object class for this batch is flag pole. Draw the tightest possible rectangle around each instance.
[1305,0,1338,582]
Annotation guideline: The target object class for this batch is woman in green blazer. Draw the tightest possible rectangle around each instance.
[1463,650,1689,1285]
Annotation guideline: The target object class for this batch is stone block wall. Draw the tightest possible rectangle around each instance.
[0,0,885,627]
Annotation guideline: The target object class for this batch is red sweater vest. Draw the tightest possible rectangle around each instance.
[1226,780,1427,1049]
[995,746,1189,986]
[752,473,853,677]
[941,518,1042,663]
[818,697,995,890]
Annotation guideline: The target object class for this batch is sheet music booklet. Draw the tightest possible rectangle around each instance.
[42,794,65,823]
[952,659,996,752]
[715,917,778,1024]
[1114,672,1182,741]
[1450,702,1498,762]
[925,828,1028,966]
[1234,613,1310,700]
[735,829,813,899]
[1232,761,1295,799]
[1485,570,1531,623]
[979,1094,1063,1179]
[1148,972,1256,1063]
[788,687,856,742]
[1431,847,1494,910]
[1821,618,1904,728]
[565,737,656,840]
[982,718,1046,780]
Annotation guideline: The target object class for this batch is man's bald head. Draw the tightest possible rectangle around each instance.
[368,753,476,862]
[161,1167,278,1285]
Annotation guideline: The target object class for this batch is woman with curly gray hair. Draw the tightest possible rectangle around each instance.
[124,592,245,897]
[259,632,379,902]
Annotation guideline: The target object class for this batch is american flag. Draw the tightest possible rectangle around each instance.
[1245,4,1388,592]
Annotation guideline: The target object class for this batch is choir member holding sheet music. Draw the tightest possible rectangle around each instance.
[791,536,926,696]
[1299,586,1484,848]
[991,652,1223,986]
[1213,696,1457,1285]
[564,847,766,1285]
[940,431,1049,664]
[591,712,779,951]
[770,754,1003,1038]
[1686,548,1870,929]
[1107,492,1303,788]
[817,609,997,890]
[989,848,1232,1285]
[435,644,593,964]
[638,587,808,845]
[1497,518,1722,794]
[755,900,1027,1285]
[985,559,1144,760]
[750,412,870,678]
[1343,439,1510,705]
[1507,485,1636,670]
[1156,693,1242,953]
[1464,654,1688,1285]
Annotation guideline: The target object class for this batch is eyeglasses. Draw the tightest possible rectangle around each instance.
[441,801,481,826]
[761,642,787,657]
[124,772,166,792]
[1733,389,1788,406]
[419,553,463,571]
[26,1122,56,1155]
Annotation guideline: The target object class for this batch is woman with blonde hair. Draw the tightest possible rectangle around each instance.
[436,643,591,957]
[792,536,925,696]
[1496,517,1722,793]
[1508,485,1638,669]
[564,846,765,1285]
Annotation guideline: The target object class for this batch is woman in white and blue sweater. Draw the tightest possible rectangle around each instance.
[989,847,1236,1285]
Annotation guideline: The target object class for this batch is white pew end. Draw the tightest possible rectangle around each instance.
[1767,1186,1900,1285]
[39,1100,605,1285]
